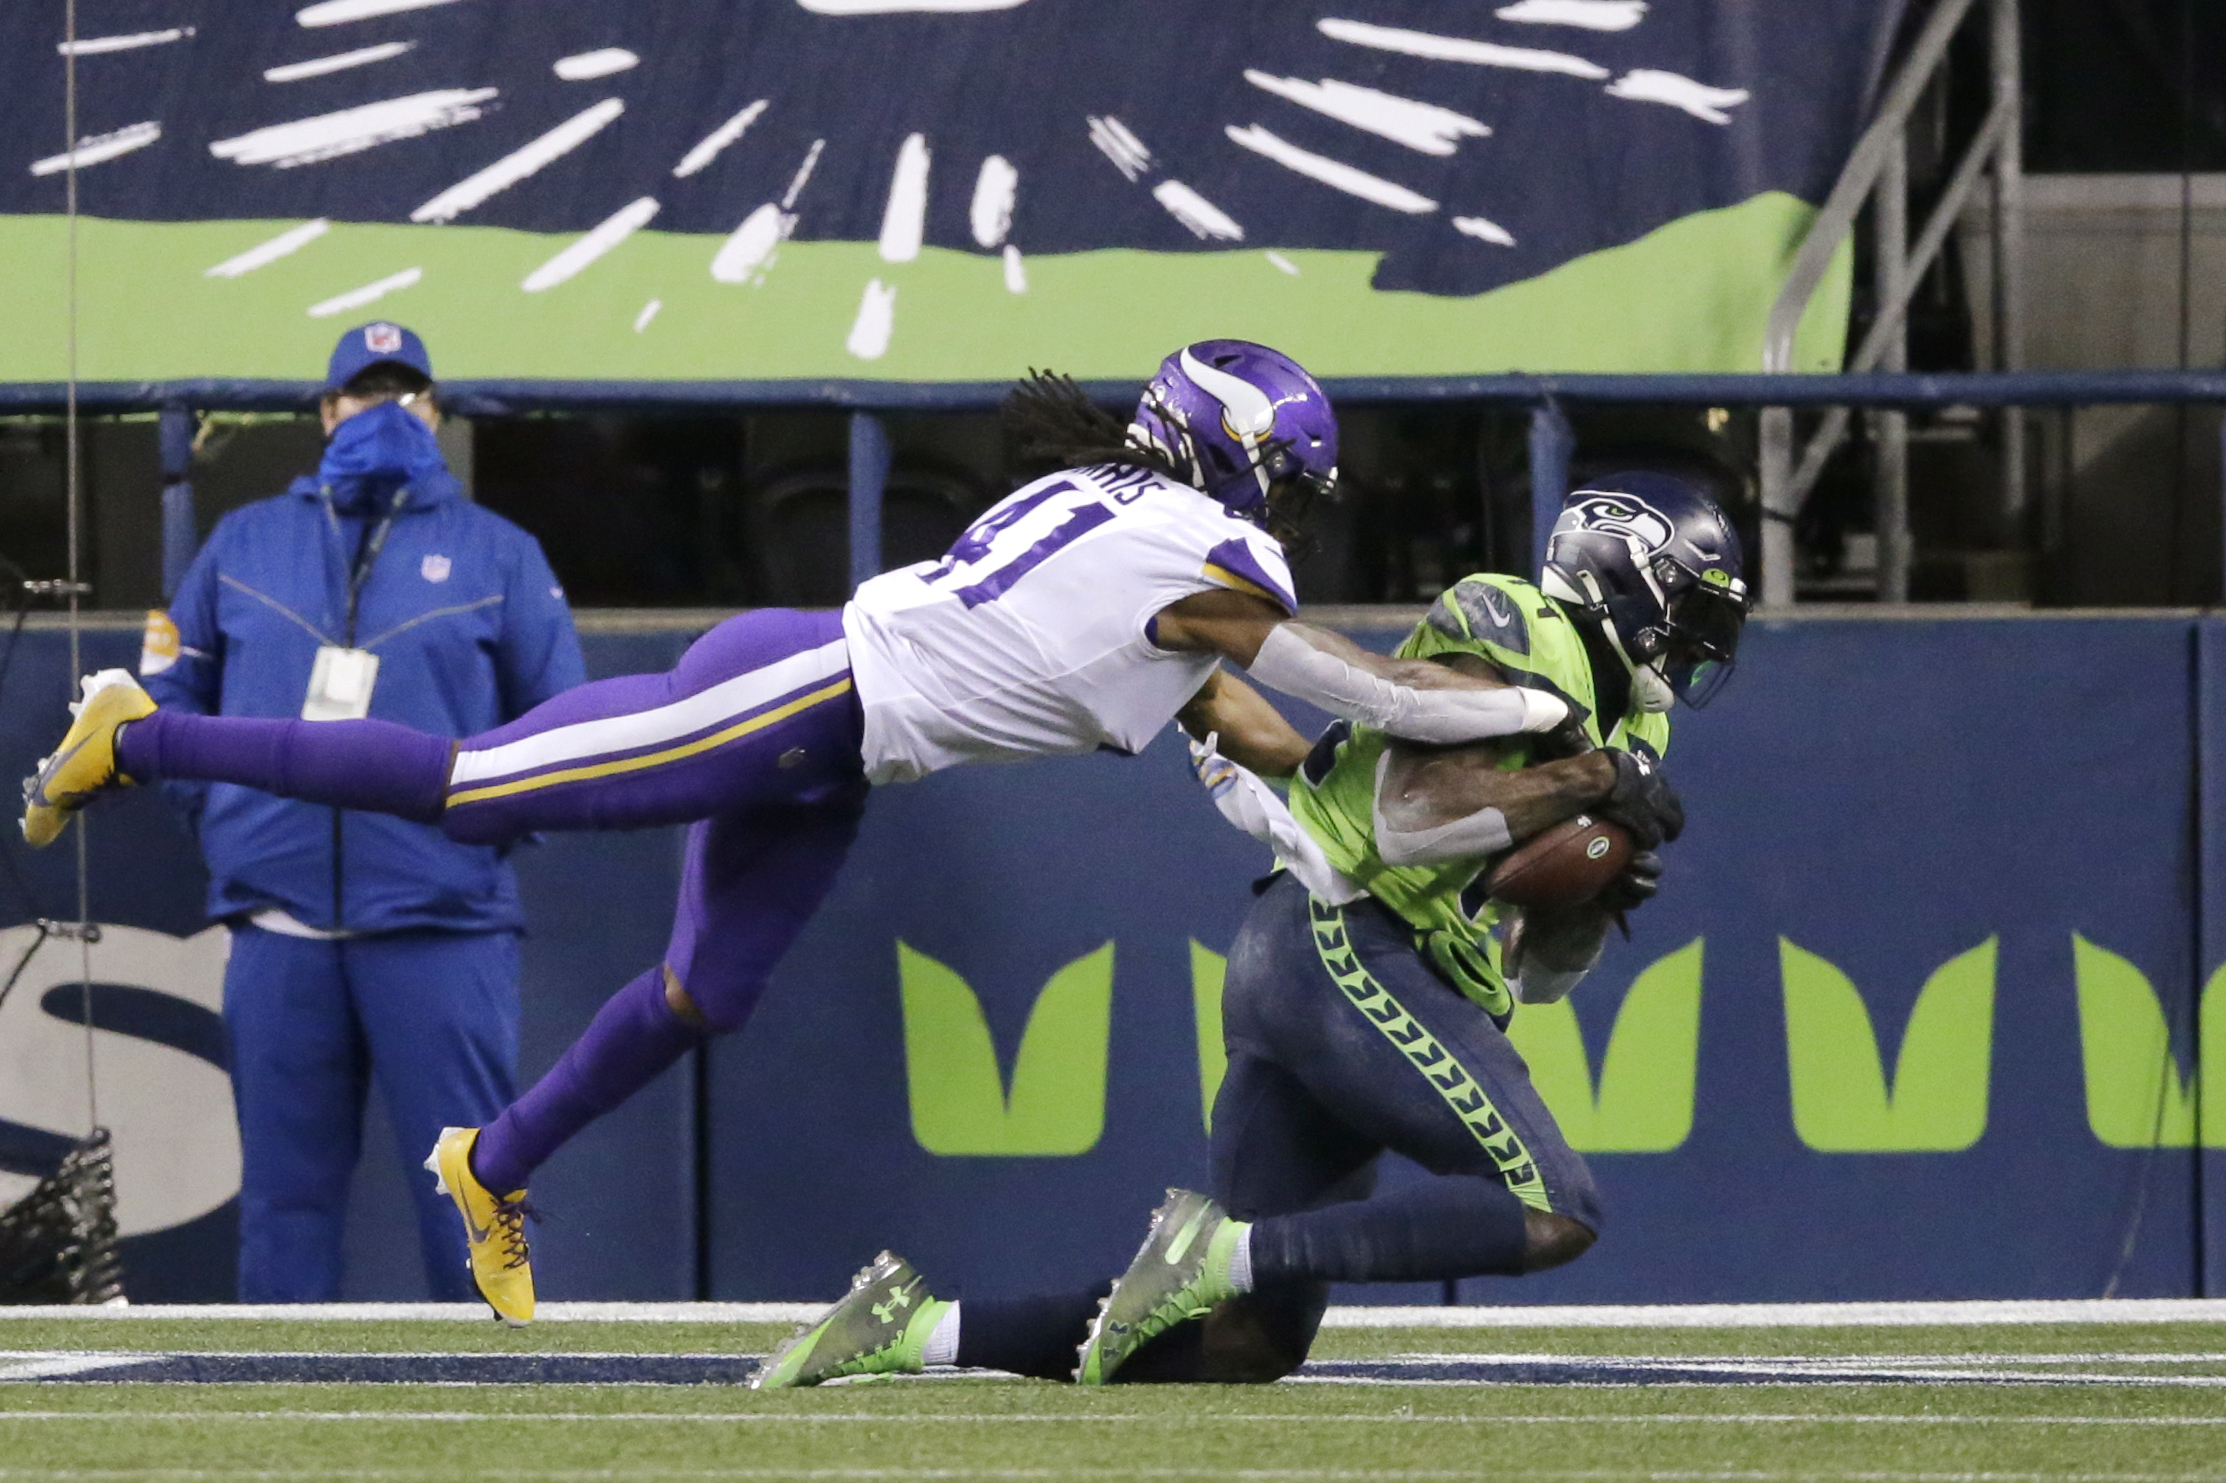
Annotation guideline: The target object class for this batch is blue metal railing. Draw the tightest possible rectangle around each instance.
[5,369,2223,605]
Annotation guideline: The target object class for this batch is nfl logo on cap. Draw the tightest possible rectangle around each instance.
[365,323,403,355]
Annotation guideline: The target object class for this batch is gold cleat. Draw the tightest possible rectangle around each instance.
[424,1126,534,1327]
[21,670,157,849]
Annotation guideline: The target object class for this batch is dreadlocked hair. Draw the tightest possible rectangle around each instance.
[1003,369,1188,485]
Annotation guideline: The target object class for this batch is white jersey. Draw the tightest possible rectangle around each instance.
[840,463,1297,785]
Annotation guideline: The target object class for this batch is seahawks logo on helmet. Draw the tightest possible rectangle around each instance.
[1540,471,1751,711]
[1562,494,1676,557]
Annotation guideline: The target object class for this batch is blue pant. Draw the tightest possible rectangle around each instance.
[225,926,520,1302]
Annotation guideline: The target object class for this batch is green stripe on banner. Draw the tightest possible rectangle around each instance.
[1307,896,1553,1213]
[0,194,1848,383]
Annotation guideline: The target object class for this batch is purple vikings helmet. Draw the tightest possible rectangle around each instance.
[1128,340,1339,521]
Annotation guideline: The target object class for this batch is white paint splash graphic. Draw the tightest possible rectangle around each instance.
[1244,71,1489,157]
[878,133,930,263]
[1151,180,1244,241]
[971,155,1017,248]
[634,299,662,332]
[801,0,1030,12]
[711,202,790,283]
[711,137,825,284]
[1318,18,1609,79]
[1087,116,1151,181]
[782,138,826,208]
[211,89,495,168]
[58,27,194,56]
[1496,0,1647,31]
[847,279,898,360]
[1002,244,1027,294]
[296,0,464,27]
[672,100,767,178]
[554,48,639,81]
[410,98,624,222]
[1225,124,1437,214]
[29,122,161,176]
[1453,215,1517,246]
[264,41,415,82]
[306,266,422,318]
[1605,70,1750,124]
[1266,250,1300,275]
[523,195,659,292]
[204,218,331,277]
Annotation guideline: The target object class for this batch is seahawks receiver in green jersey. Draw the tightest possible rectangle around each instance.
[754,473,1748,1388]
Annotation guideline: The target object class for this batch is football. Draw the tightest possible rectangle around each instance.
[1482,815,1634,909]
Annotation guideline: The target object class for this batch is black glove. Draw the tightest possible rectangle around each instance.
[1597,749,1683,849]
[1598,850,1663,913]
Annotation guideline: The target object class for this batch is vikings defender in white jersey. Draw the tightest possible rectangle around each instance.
[25,341,1572,1325]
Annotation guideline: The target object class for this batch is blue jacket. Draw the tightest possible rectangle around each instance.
[148,412,586,935]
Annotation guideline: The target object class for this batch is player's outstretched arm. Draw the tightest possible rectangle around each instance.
[1370,653,1682,865]
[1151,590,1570,744]
[1176,671,1309,778]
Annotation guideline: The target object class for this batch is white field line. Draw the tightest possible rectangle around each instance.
[1266,250,1300,275]
[634,300,662,332]
[29,123,162,176]
[522,196,659,291]
[305,267,421,318]
[411,98,624,223]
[1001,244,1026,294]
[58,28,194,56]
[1224,125,1436,213]
[204,219,331,277]
[297,0,465,27]
[4,1300,2222,1325]
[673,101,768,178]
[265,42,415,83]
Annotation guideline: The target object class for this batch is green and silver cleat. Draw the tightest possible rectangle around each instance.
[1075,1189,1246,1385]
[750,1250,949,1389]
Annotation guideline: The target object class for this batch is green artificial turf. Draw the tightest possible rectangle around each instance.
[0,1318,2219,1481]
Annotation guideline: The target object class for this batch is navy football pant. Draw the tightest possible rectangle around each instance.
[225,926,520,1303]
[959,874,1597,1380]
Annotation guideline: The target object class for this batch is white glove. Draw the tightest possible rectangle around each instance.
[1187,730,1365,906]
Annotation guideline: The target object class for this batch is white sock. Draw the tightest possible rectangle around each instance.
[1226,1224,1255,1294]
[920,1301,960,1367]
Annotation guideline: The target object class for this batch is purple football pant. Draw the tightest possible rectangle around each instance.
[120,609,868,1191]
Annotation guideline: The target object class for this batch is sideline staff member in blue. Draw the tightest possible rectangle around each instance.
[142,322,586,1301]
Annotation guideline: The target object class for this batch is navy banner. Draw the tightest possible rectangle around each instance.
[1,1,1896,380]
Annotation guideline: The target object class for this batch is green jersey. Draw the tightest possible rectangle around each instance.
[1286,574,1671,1017]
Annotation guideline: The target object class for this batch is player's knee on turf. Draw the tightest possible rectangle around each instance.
[1520,1211,1595,1273]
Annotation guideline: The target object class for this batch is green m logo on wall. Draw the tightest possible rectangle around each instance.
[892,933,2226,1156]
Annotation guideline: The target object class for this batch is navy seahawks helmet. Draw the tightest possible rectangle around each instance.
[1539,472,1751,709]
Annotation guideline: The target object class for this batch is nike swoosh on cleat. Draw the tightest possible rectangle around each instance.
[1163,1208,1210,1265]
[32,735,95,806]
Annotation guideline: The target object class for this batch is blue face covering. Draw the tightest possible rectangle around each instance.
[319,399,447,510]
